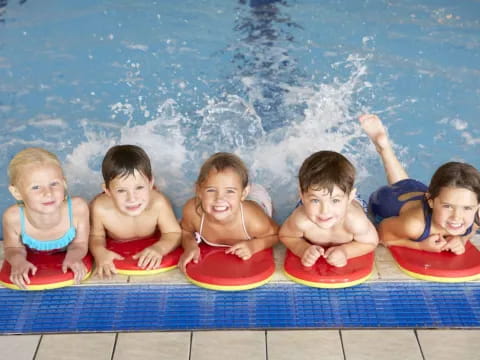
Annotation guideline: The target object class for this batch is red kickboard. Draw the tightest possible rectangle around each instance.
[284,249,374,287]
[0,250,93,290]
[185,243,275,289]
[389,241,480,279]
[106,236,183,272]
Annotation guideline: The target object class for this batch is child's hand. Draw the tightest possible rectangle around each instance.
[133,246,164,270]
[10,260,37,290]
[62,259,87,284]
[420,234,447,252]
[179,245,201,273]
[442,236,465,255]
[301,245,324,267]
[226,241,253,260]
[94,249,124,279]
[324,246,348,267]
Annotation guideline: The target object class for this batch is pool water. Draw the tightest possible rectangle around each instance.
[0,0,479,230]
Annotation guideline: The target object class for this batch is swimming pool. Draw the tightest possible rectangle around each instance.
[1,0,479,231]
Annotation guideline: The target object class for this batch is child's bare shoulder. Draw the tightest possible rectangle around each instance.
[283,206,311,231]
[89,193,114,215]
[181,197,201,221]
[149,189,173,208]
[344,202,371,233]
[244,200,278,231]
[2,204,20,226]
[70,196,89,212]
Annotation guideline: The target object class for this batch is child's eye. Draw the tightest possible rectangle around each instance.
[226,189,236,194]
[311,199,319,204]
[442,204,452,209]
[31,185,40,190]
[464,206,474,211]
[136,186,145,190]
[206,188,216,193]
[332,199,341,204]
[117,189,126,193]
[50,181,60,187]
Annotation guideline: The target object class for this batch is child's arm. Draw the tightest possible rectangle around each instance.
[2,207,37,289]
[325,210,378,267]
[132,193,182,270]
[226,203,279,260]
[378,214,447,252]
[62,197,90,284]
[89,198,124,279]
[279,210,323,266]
[178,199,201,273]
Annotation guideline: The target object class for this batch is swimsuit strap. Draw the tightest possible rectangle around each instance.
[19,205,27,235]
[199,213,205,237]
[416,198,432,242]
[67,195,73,226]
[240,202,251,240]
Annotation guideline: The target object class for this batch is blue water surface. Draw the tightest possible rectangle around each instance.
[0,0,479,232]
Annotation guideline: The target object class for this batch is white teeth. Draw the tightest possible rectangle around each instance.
[448,222,462,228]
[214,205,228,211]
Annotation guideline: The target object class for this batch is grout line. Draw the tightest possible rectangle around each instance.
[339,330,346,360]
[414,329,426,360]
[264,330,268,360]
[110,333,119,360]
[188,331,193,360]
[32,334,43,360]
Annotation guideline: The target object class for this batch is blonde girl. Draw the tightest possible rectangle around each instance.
[3,148,90,288]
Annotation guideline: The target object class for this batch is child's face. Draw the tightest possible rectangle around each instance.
[104,170,154,217]
[197,168,249,222]
[9,163,66,215]
[300,185,354,229]
[428,186,479,236]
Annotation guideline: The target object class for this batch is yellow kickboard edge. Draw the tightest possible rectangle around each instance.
[116,264,178,276]
[395,263,480,283]
[186,274,274,291]
[284,269,373,289]
[0,270,93,291]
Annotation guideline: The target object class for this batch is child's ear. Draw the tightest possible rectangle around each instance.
[348,188,357,203]
[426,192,433,208]
[8,185,22,201]
[149,176,155,189]
[241,185,250,201]
[102,183,111,196]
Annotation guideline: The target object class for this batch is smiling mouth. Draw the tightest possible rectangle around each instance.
[126,204,141,211]
[446,221,463,230]
[213,205,229,212]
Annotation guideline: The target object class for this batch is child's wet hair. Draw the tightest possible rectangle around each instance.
[298,151,356,195]
[196,152,249,189]
[428,162,480,202]
[8,147,63,186]
[102,145,153,188]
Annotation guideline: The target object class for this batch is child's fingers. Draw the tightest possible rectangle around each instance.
[113,253,125,261]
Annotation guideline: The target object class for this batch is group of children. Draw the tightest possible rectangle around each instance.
[3,114,480,289]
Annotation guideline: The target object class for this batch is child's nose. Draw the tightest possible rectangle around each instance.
[452,207,463,219]
[126,191,136,202]
[319,202,329,214]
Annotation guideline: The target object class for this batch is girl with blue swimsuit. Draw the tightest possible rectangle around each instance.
[2,148,90,289]
[360,114,480,254]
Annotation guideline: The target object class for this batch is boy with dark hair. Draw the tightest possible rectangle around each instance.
[89,145,181,278]
[280,150,378,267]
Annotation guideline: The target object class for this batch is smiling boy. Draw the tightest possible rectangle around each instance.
[279,151,378,267]
[89,145,181,278]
